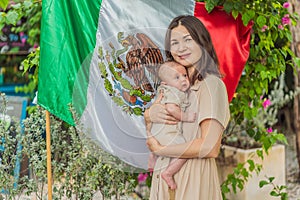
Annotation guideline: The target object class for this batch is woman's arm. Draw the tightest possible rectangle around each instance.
[165,104,196,122]
[144,93,178,128]
[147,119,224,158]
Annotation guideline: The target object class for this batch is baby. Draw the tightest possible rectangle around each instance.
[147,61,195,190]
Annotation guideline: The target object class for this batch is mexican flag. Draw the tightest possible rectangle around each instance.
[38,0,252,169]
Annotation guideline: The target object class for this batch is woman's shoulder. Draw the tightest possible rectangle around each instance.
[191,75,227,93]
[204,74,223,82]
[202,74,226,90]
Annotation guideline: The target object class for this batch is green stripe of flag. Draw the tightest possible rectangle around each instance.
[38,0,102,124]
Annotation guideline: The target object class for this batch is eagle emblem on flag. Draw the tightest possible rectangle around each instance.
[97,32,164,115]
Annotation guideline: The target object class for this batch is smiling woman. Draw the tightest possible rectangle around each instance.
[145,15,230,200]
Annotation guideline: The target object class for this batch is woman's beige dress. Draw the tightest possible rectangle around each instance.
[150,75,230,200]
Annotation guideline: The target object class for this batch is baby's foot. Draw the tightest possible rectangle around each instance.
[148,153,157,172]
[161,170,177,190]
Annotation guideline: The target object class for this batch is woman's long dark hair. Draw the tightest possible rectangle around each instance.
[165,15,221,85]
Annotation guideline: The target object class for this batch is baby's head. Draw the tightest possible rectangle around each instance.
[158,61,190,92]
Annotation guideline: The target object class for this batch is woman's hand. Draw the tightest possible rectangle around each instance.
[146,136,163,153]
[145,93,178,125]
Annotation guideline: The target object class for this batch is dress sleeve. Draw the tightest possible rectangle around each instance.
[197,76,230,158]
[197,76,230,129]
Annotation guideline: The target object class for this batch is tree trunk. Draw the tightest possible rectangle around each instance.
[290,0,300,178]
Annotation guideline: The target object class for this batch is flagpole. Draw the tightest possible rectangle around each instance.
[46,110,53,200]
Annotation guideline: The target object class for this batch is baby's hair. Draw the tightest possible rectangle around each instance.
[158,61,182,82]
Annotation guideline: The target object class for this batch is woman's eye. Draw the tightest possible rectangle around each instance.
[171,41,178,46]
[183,74,187,77]
[185,38,192,42]
[176,76,179,79]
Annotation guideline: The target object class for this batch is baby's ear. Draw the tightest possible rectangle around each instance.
[160,81,167,85]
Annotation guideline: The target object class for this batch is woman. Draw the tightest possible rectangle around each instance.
[145,15,230,200]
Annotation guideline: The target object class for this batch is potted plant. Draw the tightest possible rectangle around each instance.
[209,0,300,199]
[217,74,298,200]
[218,143,286,200]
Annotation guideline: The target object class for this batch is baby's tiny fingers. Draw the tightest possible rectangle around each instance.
[154,93,164,104]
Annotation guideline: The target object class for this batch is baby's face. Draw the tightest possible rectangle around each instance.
[164,64,190,92]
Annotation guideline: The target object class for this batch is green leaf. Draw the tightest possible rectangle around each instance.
[249,89,255,98]
[237,179,244,190]
[275,133,288,144]
[256,16,267,28]
[293,57,300,68]
[279,185,287,190]
[256,149,264,159]
[247,129,255,137]
[255,86,262,95]
[6,10,19,25]
[205,0,221,13]
[242,10,255,26]
[241,168,249,178]
[11,3,21,9]
[259,180,269,188]
[268,176,275,182]
[284,46,295,57]
[255,63,267,72]
[205,0,215,13]
[23,0,33,9]
[271,30,278,41]
[221,184,230,193]
[270,191,280,196]
[223,2,233,13]
[247,160,255,171]
[285,31,292,41]
[0,0,9,10]
[269,16,277,27]
[232,10,239,19]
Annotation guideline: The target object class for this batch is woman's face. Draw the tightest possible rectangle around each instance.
[169,25,202,68]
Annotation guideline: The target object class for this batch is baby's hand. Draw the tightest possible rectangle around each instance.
[186,112,196,122]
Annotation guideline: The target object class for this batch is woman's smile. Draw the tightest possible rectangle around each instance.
[178,53,191,60]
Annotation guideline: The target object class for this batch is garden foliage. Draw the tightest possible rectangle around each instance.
[0,0,299,199]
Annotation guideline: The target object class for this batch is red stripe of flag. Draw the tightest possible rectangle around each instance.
[194,2,253,102]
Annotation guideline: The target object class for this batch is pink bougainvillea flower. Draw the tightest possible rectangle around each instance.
[283,2,290,8]
[137,173,148,183]
[282,16,291,25]
[262,99,271,109]
[261,25,268,32]
[278,24,284,30]
[267,127,273,133]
